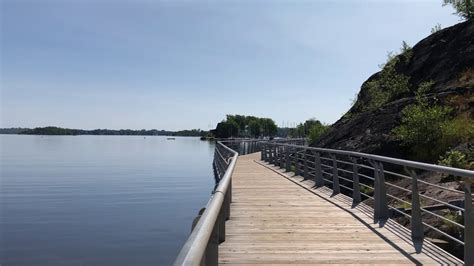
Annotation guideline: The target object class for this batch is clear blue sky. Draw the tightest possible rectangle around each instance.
[1,0,460,130]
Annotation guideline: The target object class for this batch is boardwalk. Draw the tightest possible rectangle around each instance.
[218,153,462,265]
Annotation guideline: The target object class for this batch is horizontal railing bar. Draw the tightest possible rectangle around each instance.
[385,181,412,193]
[418,194,465,212]
[388,205,413,219]
[272,143,474,178]
[358,173,375,181]
[422,222,465,245]
[340,183,354,191]
[359,182,374,191]
[381,170,465,194]
[417,179,465,194]
[420,207,465,229]
[386,194,412,207]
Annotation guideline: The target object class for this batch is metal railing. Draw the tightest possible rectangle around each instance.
[261,142,474,265]
[223,138,306,156]
[174,138,305,265]
[174,141,237,265]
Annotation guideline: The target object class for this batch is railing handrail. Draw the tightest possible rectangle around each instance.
[174,141,238,265]
[274,143,474,179]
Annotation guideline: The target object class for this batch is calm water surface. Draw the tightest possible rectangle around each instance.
[0,135,216,265]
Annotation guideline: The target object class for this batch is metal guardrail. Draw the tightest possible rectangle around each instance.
[174,141,237,265]
[174,139,305,265]
[174,138,472,264]
[261,142,474,265]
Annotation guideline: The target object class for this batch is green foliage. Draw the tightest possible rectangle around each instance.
[360,41,415,112]
[308,122,329,145]
[227,115,247,132]
[392,101,452,160]
[248,120,261,138]
[214,115,277,138]
[19,127,207,136]
[288,119,328,141]
[363,56,410,111]
[360,185,374,196]
[443,0,474,19]
[215,120,239,138]
[439,149,468,168]
[440,115,474,148]
[416,81,434,99]
[431,23,442,33]
[21,126,77,135]
[443,210,464,237]
[396,201,411,210]
[393,81,474,162]
[260,118,278,137]
[400,41,413,64]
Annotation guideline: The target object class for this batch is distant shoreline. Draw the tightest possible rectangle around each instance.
[0,127,208,137]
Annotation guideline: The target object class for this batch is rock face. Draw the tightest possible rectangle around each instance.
[316,20,474,160]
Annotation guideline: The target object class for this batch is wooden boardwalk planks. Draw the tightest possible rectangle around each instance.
[218,153,462,265]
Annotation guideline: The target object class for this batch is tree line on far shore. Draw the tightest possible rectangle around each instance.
[1,116,330,143]
[1,127,207,137]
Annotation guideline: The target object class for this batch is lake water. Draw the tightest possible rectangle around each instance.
[0,135,216,265]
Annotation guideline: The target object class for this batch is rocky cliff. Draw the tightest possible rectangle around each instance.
[317,20,473,163]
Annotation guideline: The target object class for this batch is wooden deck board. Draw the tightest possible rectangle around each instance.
[218,153,462,265]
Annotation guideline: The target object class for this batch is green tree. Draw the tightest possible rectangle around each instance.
[215,120,239,138]
[259,118,278,137]
[363,52,410,111]
[214,115,277,138]
[308,123,329,145]
[393,82,449,159]
[248,120,261,138]
[443,0,474,19]
[227,115,246,134]
[393,102,452,159]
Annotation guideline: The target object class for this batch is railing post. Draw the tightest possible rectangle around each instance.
[407,168,423,252]
[204,222,219,266]
[285,146,291,172]
[314,152,323,187]
[351,157,361,206]
[330,154,340,195]
[278,146,283,167]
[227,180,232,219]
[280,146,285,168]
[294,150,300,176]
[269,144,274,164]
[373,162,388,225]
[272,145,278,166]
[272,145,277,165]
[303,150,309,180]
[464,180,473,265]
[218,204,226,243]
[265,144,270,163]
